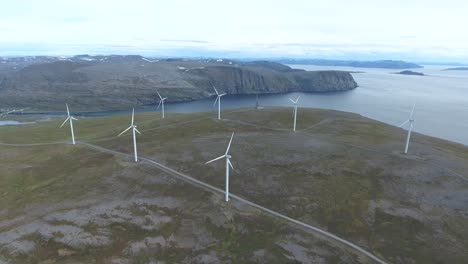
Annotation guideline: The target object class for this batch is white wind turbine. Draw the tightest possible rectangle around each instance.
[60,104,78,145]
[212,86,226,120]
[206,132,235,202]
[289,96,301,132]
[118,108,141,162]
[399,104,416,154]
[0,109,15,118]
[0,108,25,118]
[156,90,168,119]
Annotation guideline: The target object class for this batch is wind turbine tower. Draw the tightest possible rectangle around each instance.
[289,96,301,132]
[399,105,416,154]
[156,90,168,119]
[60,104,78,145]
[206,133,235,202]
[118,108,141,162]
[212,86,226,120]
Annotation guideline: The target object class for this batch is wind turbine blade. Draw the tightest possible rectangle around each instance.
[66,104,70,117]
[156,90,162,99]
[295,96,301,103]
[219,93,226,97]
[131,108,135,126]
[206,155,226,164]
[228,159,234,170]
[399,120,409,128]
[162,97,168,101]
[225,132,234,155]
[135,128,142,135]
[60,117,70,128]
[213,86,219,95]
[71,117,78,121]
[118,126,132,136]
[157,100,162,110]
[410,104,415,119]
[213,96,219,107]
[289,98,295,103]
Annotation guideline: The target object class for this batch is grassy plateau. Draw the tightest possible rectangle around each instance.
[0,107,467,264]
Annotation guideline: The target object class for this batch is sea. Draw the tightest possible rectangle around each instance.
[161,65,468,146]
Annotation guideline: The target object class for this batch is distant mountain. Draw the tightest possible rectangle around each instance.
[443,67,468,71]
[393,70,424,76]
[0,55,358,111]
[276,59,423,69]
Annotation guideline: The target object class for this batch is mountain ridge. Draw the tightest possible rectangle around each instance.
[0,55,358,111]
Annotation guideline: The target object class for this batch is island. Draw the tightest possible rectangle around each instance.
[443,67,468,71]
[393,70,425,76]
[275,59,423,69]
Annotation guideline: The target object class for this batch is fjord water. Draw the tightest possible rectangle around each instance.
[163,65,468,146]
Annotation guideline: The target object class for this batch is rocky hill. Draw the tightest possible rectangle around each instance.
[1,108,467,263]
[0,56,358,111]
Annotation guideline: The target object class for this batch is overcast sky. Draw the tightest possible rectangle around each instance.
[1,0,467,62]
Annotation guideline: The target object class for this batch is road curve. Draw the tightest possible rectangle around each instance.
[78,141,388,264]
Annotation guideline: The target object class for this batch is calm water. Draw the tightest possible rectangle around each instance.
[10,65,468,145]
[160,65,468,146]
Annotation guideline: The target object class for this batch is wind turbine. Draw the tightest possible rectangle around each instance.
[17,108,28,114]
[156,90,168,119]
[289,96,300,132]
[206,132,235,202]
[60,104,78,145]
[0,108,20,118]
[118,108,141,162]
[212,86,226,120]
[0,109,13,118]
[399,104,415,154]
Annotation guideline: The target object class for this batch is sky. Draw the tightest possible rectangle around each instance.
[1,0,468,62]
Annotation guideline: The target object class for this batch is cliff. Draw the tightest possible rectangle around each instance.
[0,56,358,111]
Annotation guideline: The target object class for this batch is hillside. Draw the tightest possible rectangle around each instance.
[0,56,357,111]
[0,108,467,263]
[276,59,423,69]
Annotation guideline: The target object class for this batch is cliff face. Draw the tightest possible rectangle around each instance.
[0,56,358,111]
[291,71,358,92]
[185,66,357,95]
[186,66,293,94]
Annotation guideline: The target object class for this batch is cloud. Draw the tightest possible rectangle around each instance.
[1,0,468,63]
[160,39,210,44]
[58,16,91,24]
